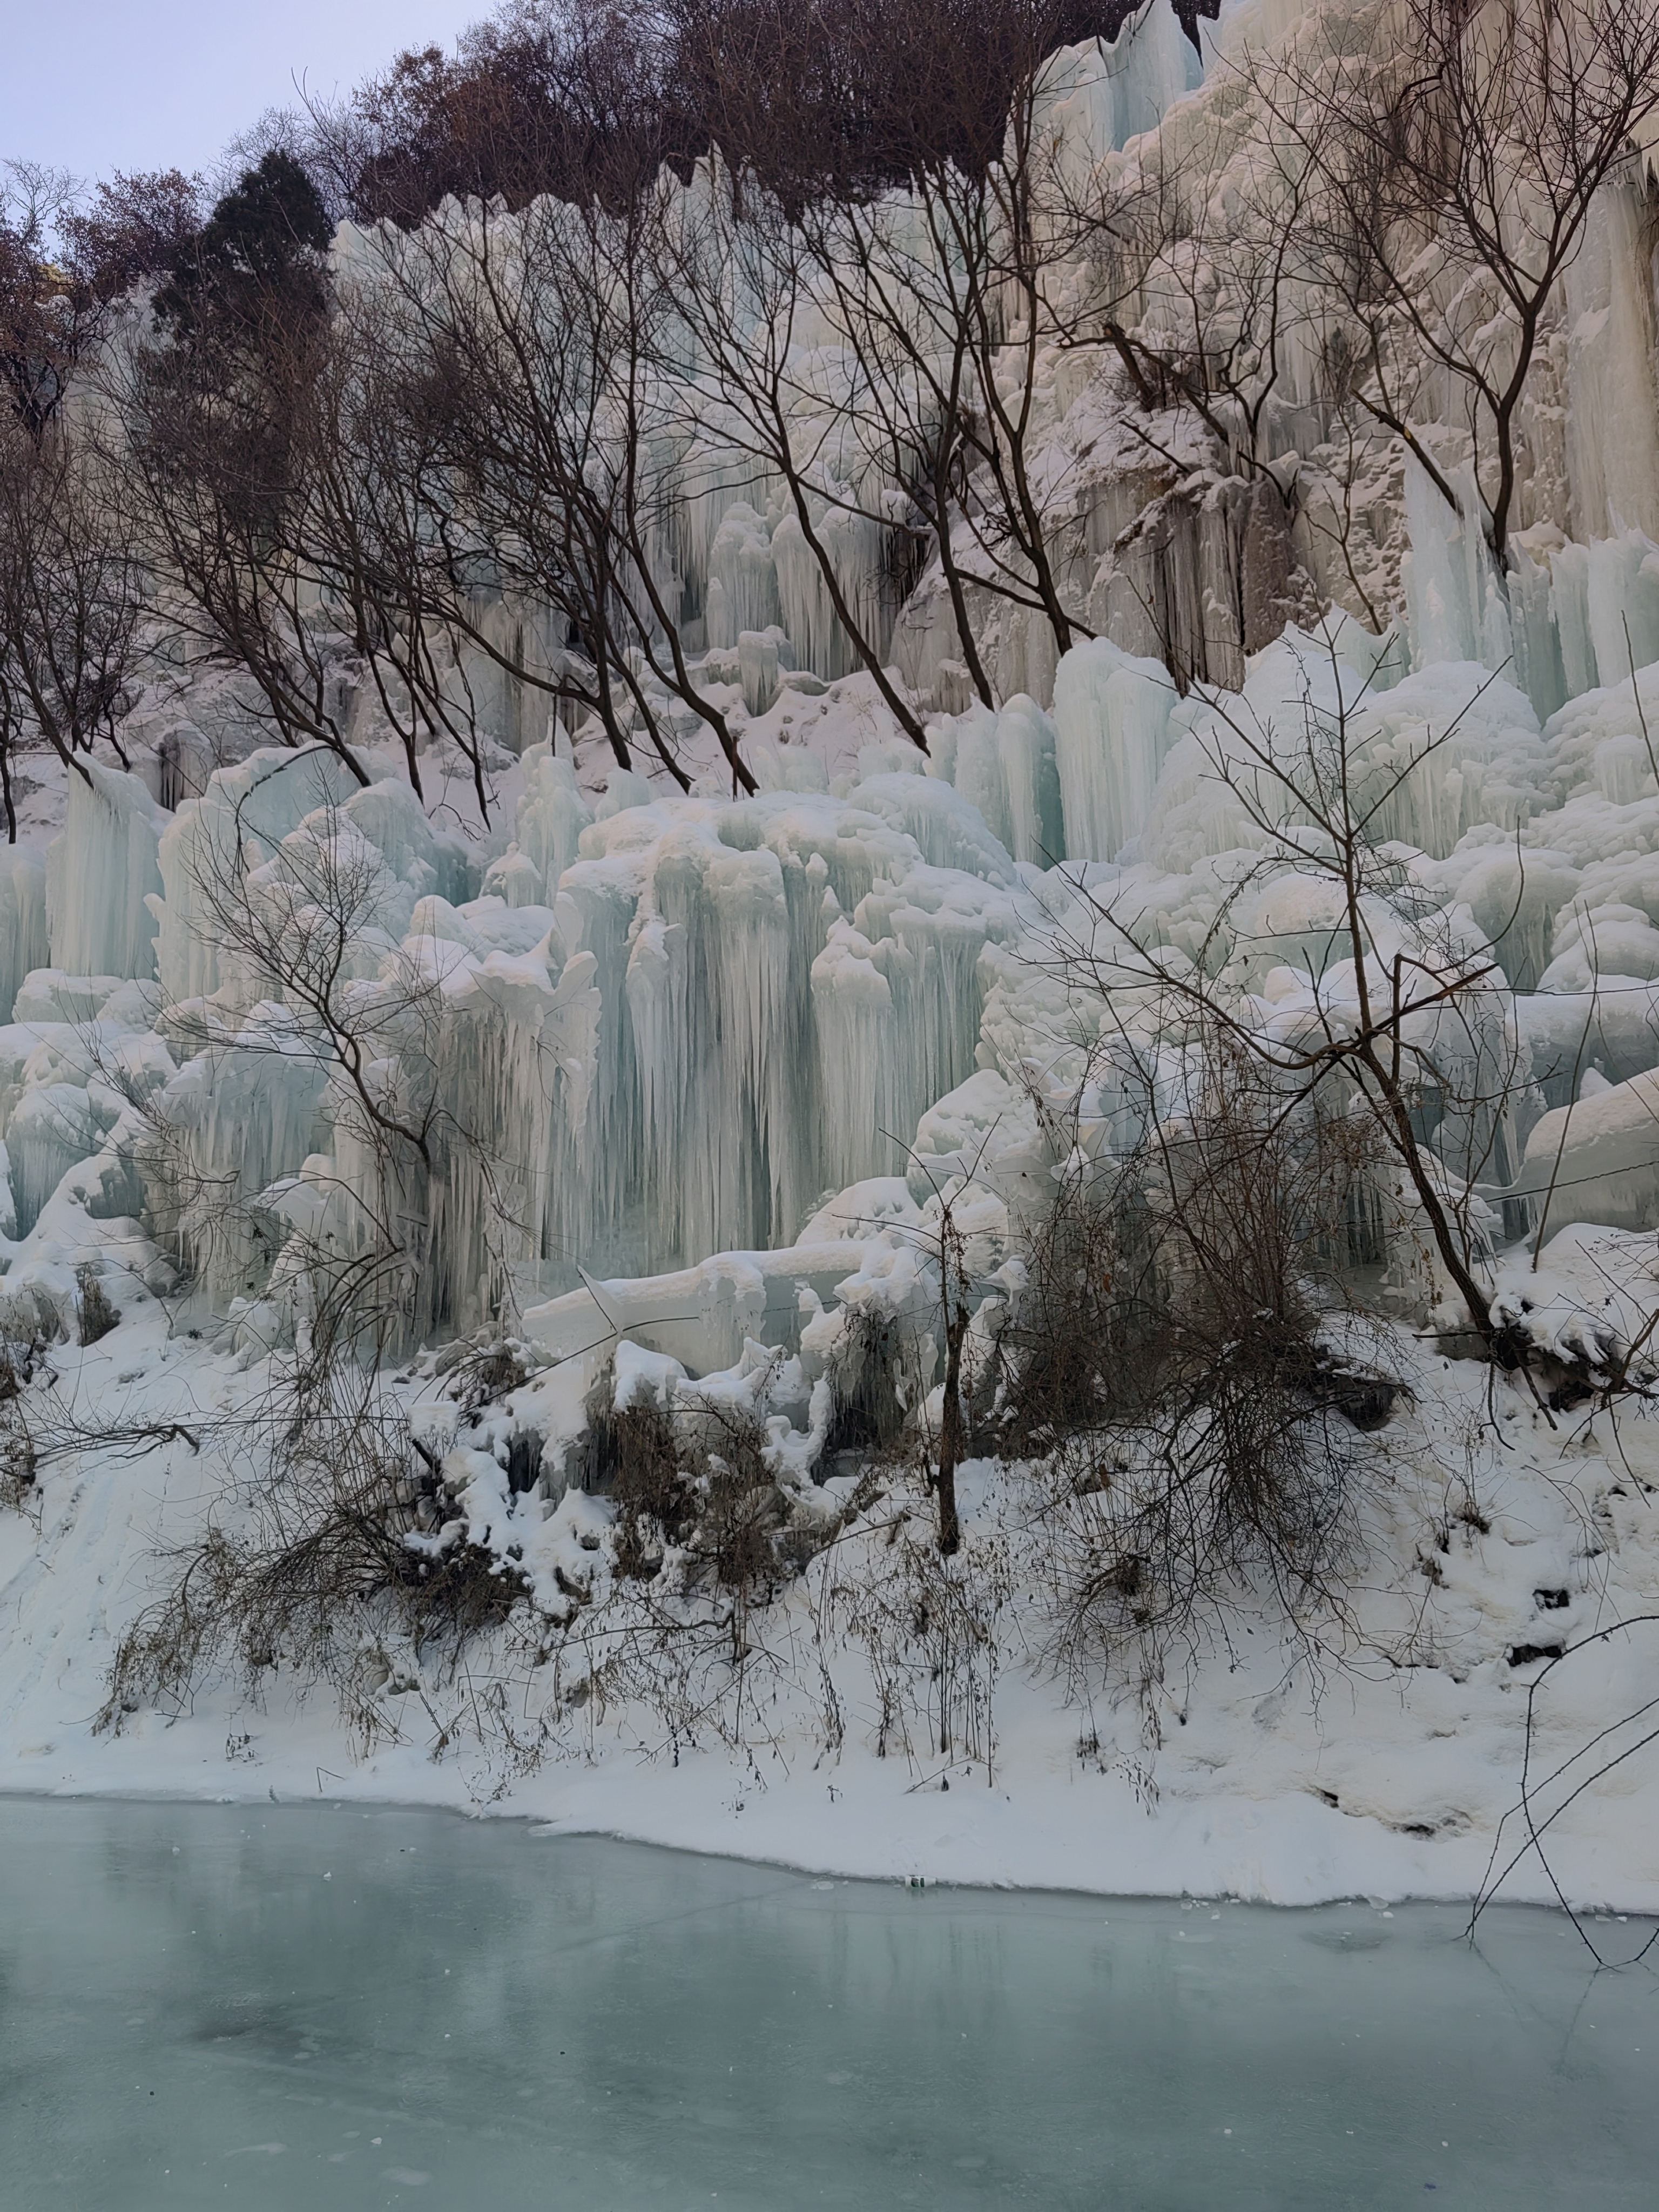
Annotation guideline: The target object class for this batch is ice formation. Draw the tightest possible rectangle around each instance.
[3,0,1659,1900]
[11,597,1658,1357]
[0,4,1648,1353]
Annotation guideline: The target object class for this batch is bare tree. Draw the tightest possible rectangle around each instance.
[661,173,937,745]
[373,167,756,791]
[1,160,203,440]
[1252,0,1659,566]
[110,336,376,788]
[98,157,396,788]
[1041,633,1529,1358]
[0,418,144,822]
[302,0,686,229]
[792,122,1087,702]
[662,0,1112,728]
[269,289,513,815]
[0,161,89,439]
[60,168,206,306]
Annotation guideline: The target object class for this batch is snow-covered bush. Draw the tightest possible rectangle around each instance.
[98,1399,531,1746]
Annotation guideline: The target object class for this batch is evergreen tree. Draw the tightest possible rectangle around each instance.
[154,151,332,355]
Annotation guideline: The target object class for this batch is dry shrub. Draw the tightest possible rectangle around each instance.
[541,1385,833,1757]
[811,1505,1011,1773]
[589,1398,697,1579]
[0,1400,36,1517]
[822,1308,908,1463]
[1008,1055,1397,1684]
[0,1286,63,1352]
[586,1385,796,1600]
[692,1404,788,1593]
[0,1297,57,1517]
[997,1166,1161,1452]
[98,1405,527,1737]
[448,1339,531,1414]
[702,1455,786,1589]
[98,1352,817,1754]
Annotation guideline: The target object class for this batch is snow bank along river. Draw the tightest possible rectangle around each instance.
[4,1797,1656,2209]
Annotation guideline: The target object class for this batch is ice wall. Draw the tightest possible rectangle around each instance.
[322,1,1659,774]
[3,606,1653,1334]
[1032,3,1201,181]
[9,0,1659,1330]
[99,736,1027,1331]
[535,772,1018,1276]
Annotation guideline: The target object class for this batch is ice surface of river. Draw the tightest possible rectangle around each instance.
[3,1796,1656,2208]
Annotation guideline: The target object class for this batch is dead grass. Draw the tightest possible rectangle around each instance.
[0,1298,57,1519]
[586,1386,799,1600]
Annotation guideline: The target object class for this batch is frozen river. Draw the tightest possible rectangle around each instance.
[3,1796,1655,2207]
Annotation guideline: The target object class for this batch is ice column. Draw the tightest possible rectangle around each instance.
[939,696,1064,867]
[1563,182,1659,545]
[1402,459,1513,677]
[152,748,361,1007]
[705,504,782,648]
[515,747,596,905]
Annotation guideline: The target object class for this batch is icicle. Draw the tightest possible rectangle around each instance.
[771,501,891,681]
[850,775,1019,884]
[1519,1068,1659,1235]
[481,845,545,908]
[940,696,1064,867]
[153,748,360,1007]
[0,848,49,1023]
[1052,638,1175,863]
[46,760,166,982]
[156,1004,332,1299]
[1585,532,1659,691]
[738,628,793,716]
[8,1083,97,1237]
[515,747,596,902]
[1562,181,1659,545]
[1402,458,1512,678]
[706,504,781,646]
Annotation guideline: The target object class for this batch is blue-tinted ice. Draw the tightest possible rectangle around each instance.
[3,1796,1655,2207]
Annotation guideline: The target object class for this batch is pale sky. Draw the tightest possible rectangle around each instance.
[2,1,490,190]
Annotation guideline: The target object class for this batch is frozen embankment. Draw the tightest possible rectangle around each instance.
[2,1348,1657,1916]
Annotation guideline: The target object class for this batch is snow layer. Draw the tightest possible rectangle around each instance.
[3,1290,1658,1914]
